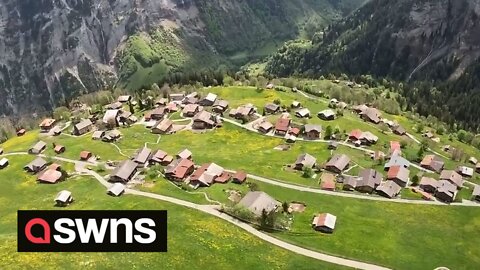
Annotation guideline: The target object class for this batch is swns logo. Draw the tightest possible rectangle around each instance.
[18,210,167,252]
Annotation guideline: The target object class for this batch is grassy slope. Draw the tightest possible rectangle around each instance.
[0,155,345,270]
[2,84,480,269]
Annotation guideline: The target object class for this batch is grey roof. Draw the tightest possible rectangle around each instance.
[376,181,401,198]
[360,131,378,142]
[214,99,229,108]
[304,124,322,133]
[419,177,438,188]
[238,191,278,216]
[357,169,383,188]
[30,141,47,153]
[326,154,350,171]
[0,158,9,167]
[133,147,152,164]
[111,160,137,181]
[437,180,457,196]
[153,119,173,132]
[193,111,215,125]
[75,119,93,131]
[384,153,410,169]
[295,153,317,168]
[25,157,47,170]
[177,149,192,159]
[258,121,274,131]
[265,103,280,111]
[318,109,335,118]
[108,183,126,196]
[204,93,217,102]
[103,109,120,124]
[440,170,463,188]
[92,131,105,139]
[296,108,311,117]
[343,176,359,188]
[55,190,72,203]
[473,185,480,196]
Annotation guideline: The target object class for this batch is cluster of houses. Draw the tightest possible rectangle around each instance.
[108,147,247,190]
[23,157,66,184]
[290,147,472,202]
[351,104,407,136]
[254,114,322,142]
[348,129,379,146]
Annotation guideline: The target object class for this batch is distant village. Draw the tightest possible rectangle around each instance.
[1,84,480,234]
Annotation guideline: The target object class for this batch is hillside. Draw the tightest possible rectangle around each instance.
[266,0,480,130]
[0,0,364,117]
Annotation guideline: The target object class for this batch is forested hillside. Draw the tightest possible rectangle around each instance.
[266,0,480,131]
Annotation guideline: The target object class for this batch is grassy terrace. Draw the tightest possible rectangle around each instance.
[1,85,480,269]
[0,155,346,270]
[139,173,480,270]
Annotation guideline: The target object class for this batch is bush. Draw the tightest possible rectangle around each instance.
[302,167,314,178]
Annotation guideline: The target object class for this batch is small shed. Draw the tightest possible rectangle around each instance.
[55,190,73,207]
[108,183,126,197]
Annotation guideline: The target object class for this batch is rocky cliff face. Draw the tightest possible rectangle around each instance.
[0,0,199,115]
[0,0,362,116]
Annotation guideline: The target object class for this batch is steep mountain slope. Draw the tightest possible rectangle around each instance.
[267,0,480,81]
[0,0,364,116]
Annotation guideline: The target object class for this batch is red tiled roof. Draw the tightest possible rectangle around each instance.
[390,141,401,152]
[275,118,290,132]
[321,179,336,190]
[349,129,362,140]
[289,128,301,136]
[215,172,231,183]
[387,166,401,179]
[233,171,247,182]
[80,151,92,160]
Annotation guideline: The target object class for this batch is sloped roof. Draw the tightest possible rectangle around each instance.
[204,93,217,102]
[111,160,137,181]
[275,118,290,132]
[318,109,335,118]
[55,190,72,202]
[326,154,350,171]
[103,109,120,123]
[25,157,47,171]
[357,169,383,188]
[75,119,93,130]
[304,124,322,133]
[0,158,9,167]
[182,104,200,114]
[419,177,438,188]
[312,213,337,230]
[38,169,62,183]
[238,191,278,216]
[385,153,410,169]
[31,141,47,152]
[108,183,126,196]
[39,118,56,128]
[376,181,401,198]
[265,103,280,111]
[133,147,152,164]
[295,153,317,168]
[153,119,173,132]
[258,121,274,131]
[440,170,463,187]
[177,149,192,159]
[387,166,410,183]
[296,108,311,117]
